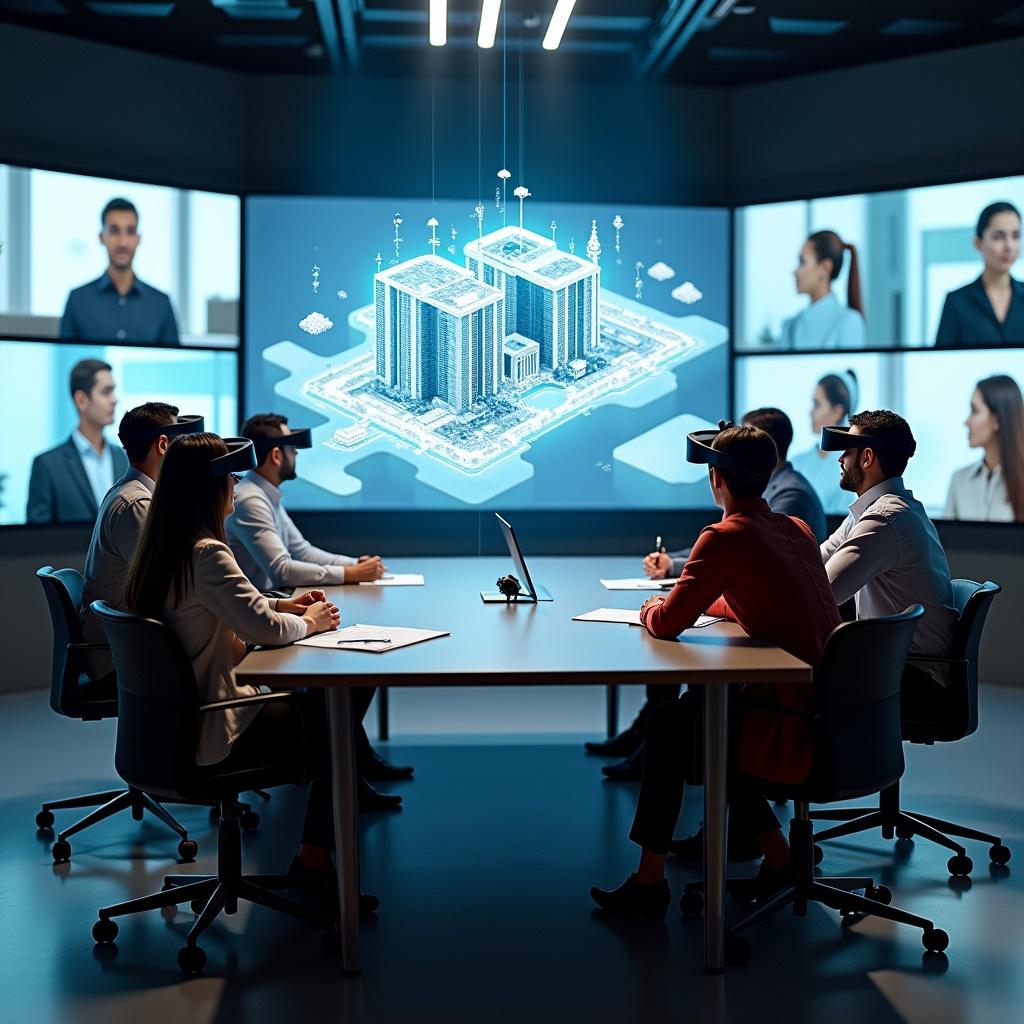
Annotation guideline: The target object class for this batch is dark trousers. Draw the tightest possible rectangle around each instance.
[629,690,781,856]
[901,663,956,722]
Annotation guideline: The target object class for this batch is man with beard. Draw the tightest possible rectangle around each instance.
[820,410,957,717]
[225,413,411,809]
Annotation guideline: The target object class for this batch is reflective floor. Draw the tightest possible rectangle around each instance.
[1,685,1021,1024]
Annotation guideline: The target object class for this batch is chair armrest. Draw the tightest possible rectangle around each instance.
[732,697,821,721]
[200,691,293,714]
[68,641,110,651]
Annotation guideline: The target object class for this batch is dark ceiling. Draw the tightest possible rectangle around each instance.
[2,0,1023,85]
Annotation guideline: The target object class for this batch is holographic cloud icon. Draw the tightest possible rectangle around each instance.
[299,311,335,336]
[671,281,703,304]
[647,261,676,282]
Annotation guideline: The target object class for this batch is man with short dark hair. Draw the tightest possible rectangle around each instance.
[591,424,841,919]
[59,198,179,344]
[26,359,128,523]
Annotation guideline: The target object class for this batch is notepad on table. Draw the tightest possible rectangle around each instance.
[690,615,726,628]
[359,574,425,587]
[599,577,666,591]
[295,623,449,653]
[573,608,643,626]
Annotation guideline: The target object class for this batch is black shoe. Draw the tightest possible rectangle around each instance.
[286,857,380,916]
[728,860,790,905]
[359,779,402,812]
[601,745,644,781]
[585,724,643,758]
[361,751,415,782]
[668,825,763,864]
[590,874,670,922]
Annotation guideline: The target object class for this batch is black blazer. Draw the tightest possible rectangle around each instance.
[26,437,129,524]
[934,275,1024,347]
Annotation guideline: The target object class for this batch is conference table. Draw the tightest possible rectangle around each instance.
[236,555,811,975]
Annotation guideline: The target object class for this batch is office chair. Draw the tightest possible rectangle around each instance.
[811,580,1010,876]
[89,601,339,974]
[35,567,198,864]
[681,606,950,963]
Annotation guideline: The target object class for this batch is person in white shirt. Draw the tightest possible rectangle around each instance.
[80,403,204,681]
[226,413,411,801]
[819,411,958,717]
[945,374,1024,522]
[123,432,378,908]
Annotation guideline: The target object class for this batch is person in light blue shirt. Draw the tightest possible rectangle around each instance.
[780,230,866,349]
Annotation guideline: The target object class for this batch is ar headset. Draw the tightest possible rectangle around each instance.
[209,438,258,477]
[250,427,313,459]
[819,425,915,461]
[685,420,749,470]
[118,413,205,450]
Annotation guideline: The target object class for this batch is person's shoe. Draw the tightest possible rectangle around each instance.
[359,779,402,812]
[590,874,670,922]
[601,745,644,781]
[585,723,643,758]
[668,825,763,864]
[360,751,415,782]
[286,857,380,916]
[728,859,790,905]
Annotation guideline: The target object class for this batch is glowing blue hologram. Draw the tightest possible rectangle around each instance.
[497,168,510,219]
[647,261,675,283]
[337,290,348,300]
[550,220,558,242]
[613,412,721,485]
[612,214,624,264]
[391,214,404,264]
[299,311,334,336]
[513,185,532,243]
[447,223,458,255]
[672,281,703,304]
[586,219,602,265]
[569,236,576,255]
[312,264,321,294]
[374,252,383,274]
[634,261,645,300]
[427,216,440,254]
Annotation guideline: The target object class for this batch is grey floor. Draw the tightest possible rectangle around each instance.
[1,684,1022,1024]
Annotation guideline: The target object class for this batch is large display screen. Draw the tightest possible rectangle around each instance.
[0,341,238,526]
[0,163,240,347]
[734,174,1024,351]
[735,349,1024,522]
[246,196,730,510]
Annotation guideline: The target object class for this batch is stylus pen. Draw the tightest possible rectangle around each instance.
[655,535,665,554]
[338,638,392,645]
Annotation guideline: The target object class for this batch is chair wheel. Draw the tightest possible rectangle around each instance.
[323,928,342,956]
[923,927,949,954]
[92,918,118,944]
[812,844,824,866]
[679,890,704,917]
[989,844,1011,866]
[895,825,915,840]
[36,809,55,829]
[947,854,973,877]
[177,839,199,862]
[177,944,207,974]
[161,903,179,919]
[51,840,71,864]
[724,932,751,966]
[866,884,892,905]
[240,811,260,831]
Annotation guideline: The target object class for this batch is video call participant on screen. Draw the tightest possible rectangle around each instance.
[590,425,841,919]
[59,198,179,345]
[780,231,866,350]
[26,358,128,524]
[122,434,379,910]
[935,202,1023,347]
[588,408,826,781]
[790,369,858,516]
[819,412,957,719]
[80,404,204,681]
[226,413,410,800]
[945,375,1024,522]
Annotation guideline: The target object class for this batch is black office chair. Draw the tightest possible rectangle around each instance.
[89,601,338,974]
[811,580,1010,876]
[681,606,950,963]
[35,567,197,864]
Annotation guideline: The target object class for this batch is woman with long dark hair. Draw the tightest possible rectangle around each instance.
[781,230,866,349]
[944,375,1024,521]
[123,432,368,899]
[936,202,1023,347]
[790,368,859,515]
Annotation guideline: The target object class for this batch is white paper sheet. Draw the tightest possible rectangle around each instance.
[572,607,643,625]
[295,623,448,653]
[599,577,667,591]
[359,574,425,587]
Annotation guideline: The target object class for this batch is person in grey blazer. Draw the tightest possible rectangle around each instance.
[27,359,127,524]
[587,407,827,792]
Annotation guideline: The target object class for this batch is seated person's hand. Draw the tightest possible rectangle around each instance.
[301,600,341,635]
[295,589,327,606]
[276,590,326,615]
[642,551,673,579]
[346,556,385,583]
[640,595,666,615]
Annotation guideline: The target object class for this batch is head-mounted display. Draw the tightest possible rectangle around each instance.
[209,438,257,477]
[251,426,313,457]
[685,420,745,470]
[119,413,204,449]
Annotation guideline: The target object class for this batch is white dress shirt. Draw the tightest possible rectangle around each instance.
[80,467,154,679]
[225,471,357,591]
[944,459,1015,522]
[72,429,115,510]
[162,540,308,765]
[821,476,957,664]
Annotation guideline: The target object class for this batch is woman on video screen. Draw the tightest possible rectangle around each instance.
[944,374,1024,521]
[791,369,858,515]
[935,202,1023,348]
[781,231,866,350]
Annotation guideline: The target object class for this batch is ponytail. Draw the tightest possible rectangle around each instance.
[808,230,865,319]
[842,241,864,317]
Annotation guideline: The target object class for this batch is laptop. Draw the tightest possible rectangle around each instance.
[480,513,553,603]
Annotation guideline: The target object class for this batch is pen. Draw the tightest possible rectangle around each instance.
[338,638,393,645]
[655,535,665,554]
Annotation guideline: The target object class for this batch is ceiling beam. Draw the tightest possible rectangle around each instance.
[636,0,719,79]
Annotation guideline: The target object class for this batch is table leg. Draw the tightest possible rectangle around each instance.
[605,684,619,739]
[377,686,390,742]
[327,687,361,975]
[703,683,730,974]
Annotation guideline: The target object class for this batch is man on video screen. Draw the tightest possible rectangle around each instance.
[59,198,179,345]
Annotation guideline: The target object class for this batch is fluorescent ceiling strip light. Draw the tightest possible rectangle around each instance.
[542,0,576,50]
[478,0,501,48]
[429,0,446,46]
